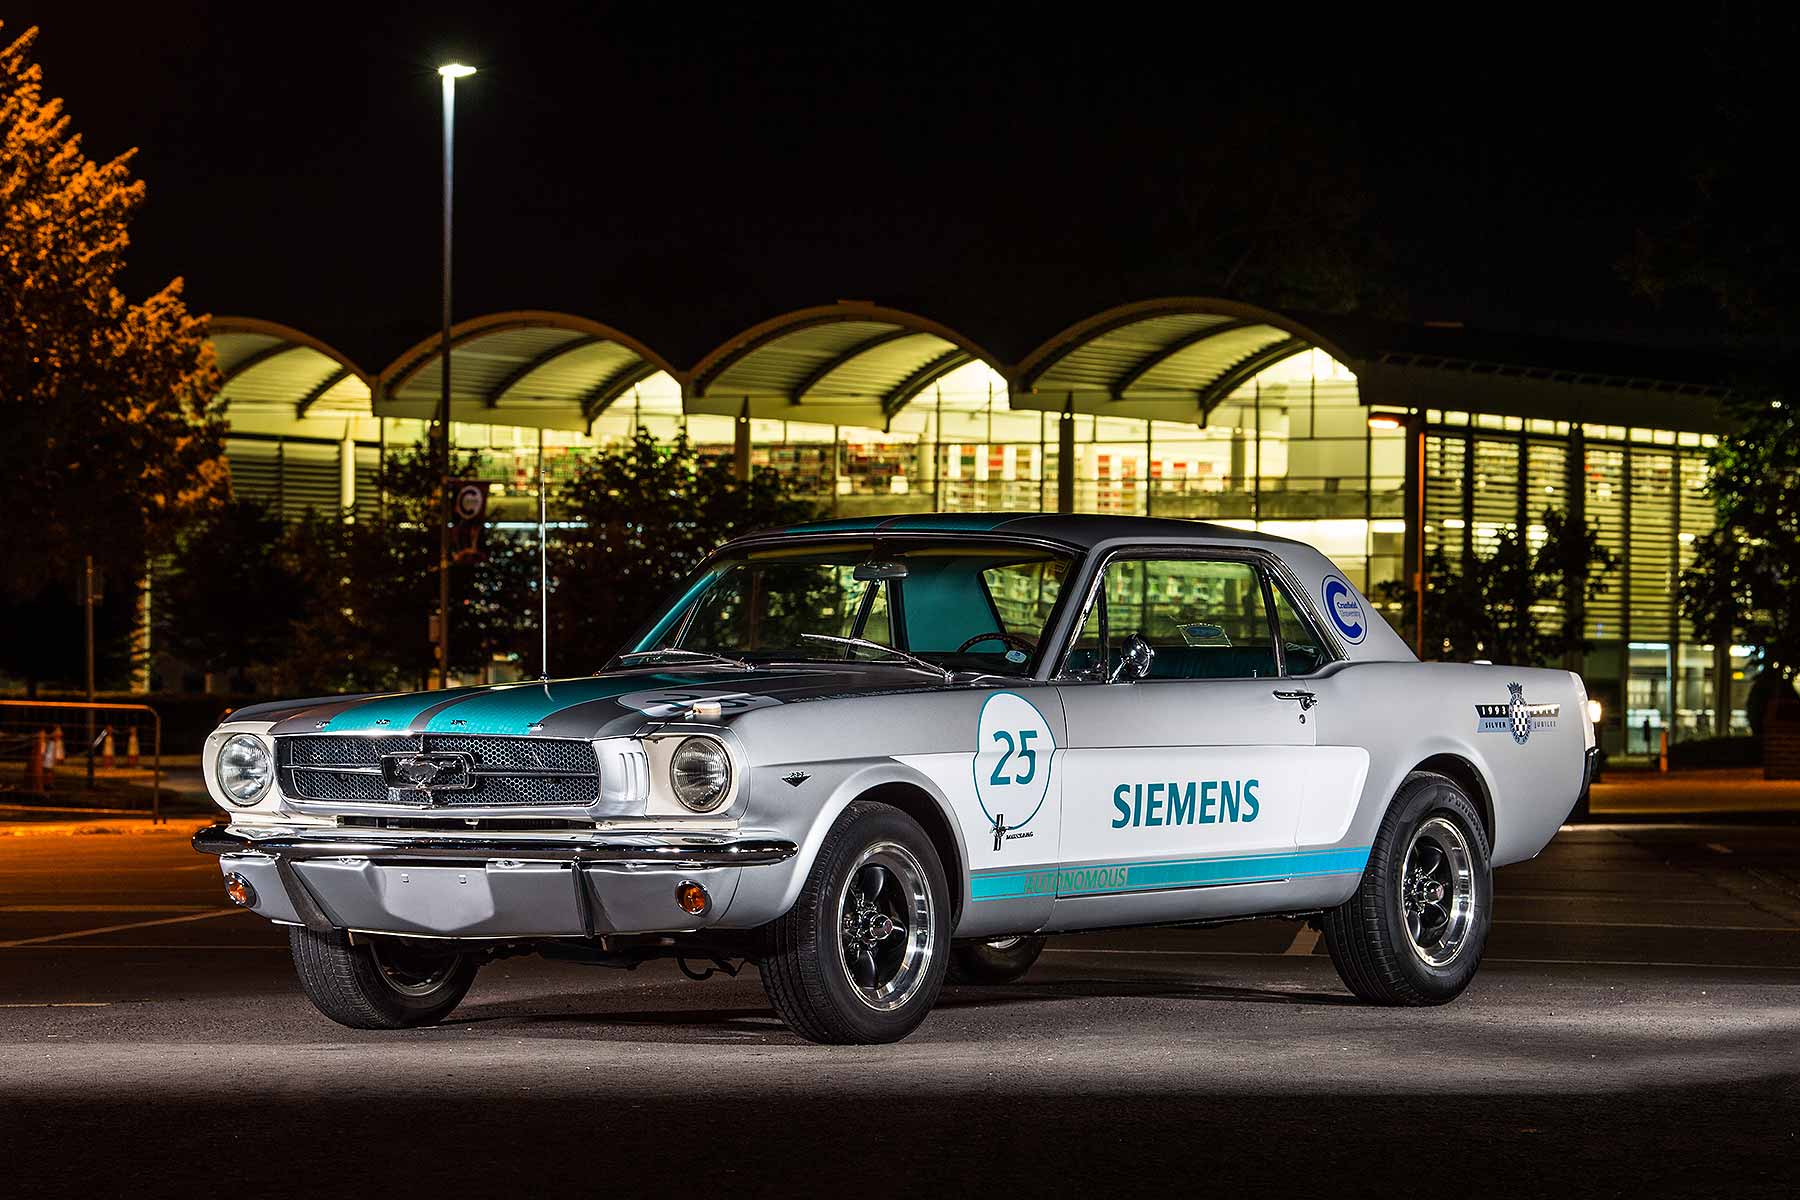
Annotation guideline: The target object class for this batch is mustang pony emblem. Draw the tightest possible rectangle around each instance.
[380,751,477,792]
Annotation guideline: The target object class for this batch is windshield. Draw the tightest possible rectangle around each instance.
[628,539,1076,677]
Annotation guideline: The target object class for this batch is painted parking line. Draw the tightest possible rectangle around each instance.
[0,904,214,913]
[1040,947,1800,972]
[1497,918,1799,933]
[1499,892,1749,905]
[0,1002,112,1008]
[1704,842,1734,855]
[0,943,287,951]
[0,908,248,948]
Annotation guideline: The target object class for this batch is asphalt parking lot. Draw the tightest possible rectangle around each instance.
[2,820,1797,1197]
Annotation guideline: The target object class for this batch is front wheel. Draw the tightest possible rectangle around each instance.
[759,801,951,1044]
[289,927,478,1029]
[1321,771,1492,1006]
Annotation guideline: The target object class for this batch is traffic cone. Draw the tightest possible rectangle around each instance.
[125,726,140,768]
[26,730,45,792]
[50,725,65,763]
[100,727,116,770]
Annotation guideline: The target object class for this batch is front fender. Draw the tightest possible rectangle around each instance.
[718,757,968,930]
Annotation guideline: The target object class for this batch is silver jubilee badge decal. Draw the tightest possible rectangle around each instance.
[1475,682,1560,745]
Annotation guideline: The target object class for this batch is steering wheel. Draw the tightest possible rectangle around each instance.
[955,631,1038,655]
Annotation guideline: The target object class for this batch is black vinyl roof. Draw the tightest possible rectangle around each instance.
[753,511,1300,551]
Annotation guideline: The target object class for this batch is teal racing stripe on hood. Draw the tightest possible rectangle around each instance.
[318,685,492,733]
[419,673,702,736]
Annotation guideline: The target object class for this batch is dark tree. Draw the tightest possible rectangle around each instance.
[0,25,225,599]
[549,429,817,671]
[280,444,535,694]
[1679,392,1800,687]
[0,579,138,695]
[1144,105,1395,316]
[1379,509,1614,666]
[154,500,311,690]
[0,25,225,691]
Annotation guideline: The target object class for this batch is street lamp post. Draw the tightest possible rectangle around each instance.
[435,62,475,689]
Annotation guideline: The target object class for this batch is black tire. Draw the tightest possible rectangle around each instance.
[946,935,1047,985]
[288,927,478,1030]
[760,801,952,1044]
[1321,771,1492,1006]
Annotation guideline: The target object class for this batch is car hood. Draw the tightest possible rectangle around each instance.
[235,665,967,740]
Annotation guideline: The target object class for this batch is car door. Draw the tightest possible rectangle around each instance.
[1047,549,1369,926]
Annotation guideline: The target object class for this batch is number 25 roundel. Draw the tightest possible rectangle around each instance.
[972,692,1056,834]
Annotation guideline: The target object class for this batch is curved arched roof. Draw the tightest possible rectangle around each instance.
[1012,298,1360,421]
[686,302,1008,427]
[376,310,680,433]
[211,317,374,421]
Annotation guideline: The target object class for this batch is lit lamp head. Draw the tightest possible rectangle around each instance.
[437,63,477,79]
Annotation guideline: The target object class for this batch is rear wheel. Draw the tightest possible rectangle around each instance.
[1321,771,1492,1005]
[289,927,478,1029]
[947,935,1046,984]
[760,802,951,1044]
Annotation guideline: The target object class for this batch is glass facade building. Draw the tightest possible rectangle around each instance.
[208,302,1738,757]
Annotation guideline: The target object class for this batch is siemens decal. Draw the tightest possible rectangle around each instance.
[1111,779,1261,829]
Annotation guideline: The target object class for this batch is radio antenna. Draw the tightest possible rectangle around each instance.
[538,427,550,679]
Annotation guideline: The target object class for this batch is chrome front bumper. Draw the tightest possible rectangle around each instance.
[194,824,797,939]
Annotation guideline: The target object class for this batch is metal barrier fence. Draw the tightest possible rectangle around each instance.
[0,700,164,823]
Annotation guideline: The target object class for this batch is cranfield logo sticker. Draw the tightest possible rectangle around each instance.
[1321,574,1367,644]
[973,692,1055,851]
[1476,682,1560,745]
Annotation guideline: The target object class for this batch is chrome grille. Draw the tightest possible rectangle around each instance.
[287,766,387,803]
[275,734,601,810]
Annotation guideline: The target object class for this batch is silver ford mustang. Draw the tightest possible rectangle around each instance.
[196,513,1597,1043]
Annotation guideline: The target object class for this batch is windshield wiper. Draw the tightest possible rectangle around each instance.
[797,634,954,683]
[616,648,754,672]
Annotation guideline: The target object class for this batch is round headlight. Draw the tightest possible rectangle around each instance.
[669,737,731,812]
[216,734,273,806]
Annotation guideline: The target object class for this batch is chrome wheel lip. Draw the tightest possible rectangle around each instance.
[836,839,936,1012]
[1401,815,1476,968]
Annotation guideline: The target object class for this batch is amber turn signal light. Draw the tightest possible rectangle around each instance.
[675,880,711,916]
[224,873,257,908]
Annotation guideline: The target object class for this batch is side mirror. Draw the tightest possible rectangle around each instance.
[1108,633,1155,683]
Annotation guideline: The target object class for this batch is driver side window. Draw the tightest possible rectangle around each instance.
[1063,557,1280,680]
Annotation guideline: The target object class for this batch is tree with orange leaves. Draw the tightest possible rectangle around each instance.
[1,23,225,687]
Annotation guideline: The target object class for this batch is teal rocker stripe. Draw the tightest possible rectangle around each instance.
[970,846,1372,901]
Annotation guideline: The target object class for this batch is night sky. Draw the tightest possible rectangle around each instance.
[8,3,1786,369]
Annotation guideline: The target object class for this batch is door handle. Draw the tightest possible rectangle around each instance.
[1273,689,1318,714]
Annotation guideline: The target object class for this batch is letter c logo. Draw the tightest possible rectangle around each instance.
[1321,575,1367,645]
